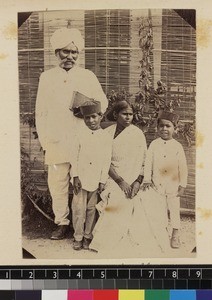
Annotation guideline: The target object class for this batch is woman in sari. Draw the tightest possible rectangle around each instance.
[89,100,170,257]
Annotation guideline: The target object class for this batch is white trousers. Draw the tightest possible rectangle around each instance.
[166,195,181,229]
[72,189,98,241]
[48,163,71,226]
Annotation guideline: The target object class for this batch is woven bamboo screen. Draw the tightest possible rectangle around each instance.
[19,9,196,210]
[161,9,196,210]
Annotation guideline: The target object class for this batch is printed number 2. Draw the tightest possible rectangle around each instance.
[29,272,33,279]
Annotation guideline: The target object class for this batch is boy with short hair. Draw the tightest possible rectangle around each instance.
[142,111,188,248]
[71,100,112,251]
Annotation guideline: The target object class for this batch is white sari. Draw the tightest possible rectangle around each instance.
[89,124,170,257]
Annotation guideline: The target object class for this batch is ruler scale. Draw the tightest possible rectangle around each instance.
[0,265,211,290]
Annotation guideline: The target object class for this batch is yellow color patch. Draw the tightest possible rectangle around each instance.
[119,290,144,300]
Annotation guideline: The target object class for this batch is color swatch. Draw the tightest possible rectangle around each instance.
[0,289,212,299]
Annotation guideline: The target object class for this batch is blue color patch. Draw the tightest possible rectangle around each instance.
[170,290,196,300]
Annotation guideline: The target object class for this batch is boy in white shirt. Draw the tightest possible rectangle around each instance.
[71,100,112,250]
[142,111,188,248]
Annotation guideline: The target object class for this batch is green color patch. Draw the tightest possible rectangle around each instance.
[145,290,170,300]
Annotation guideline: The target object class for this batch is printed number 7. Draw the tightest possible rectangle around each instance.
[148,271,153,278]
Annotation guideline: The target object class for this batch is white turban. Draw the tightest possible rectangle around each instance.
[50,28,84,52]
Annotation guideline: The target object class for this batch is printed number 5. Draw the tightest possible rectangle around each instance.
[101,271,105,279]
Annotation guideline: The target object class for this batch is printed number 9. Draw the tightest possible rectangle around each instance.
[196,271,201,278]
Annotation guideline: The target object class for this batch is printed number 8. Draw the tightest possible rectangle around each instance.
[172,271,177,278]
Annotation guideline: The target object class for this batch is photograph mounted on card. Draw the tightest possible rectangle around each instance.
[18,9,196,260]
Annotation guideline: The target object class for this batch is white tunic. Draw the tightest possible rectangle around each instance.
[144,137,188,196]
[35,66,108,165]
[71,126,113,192]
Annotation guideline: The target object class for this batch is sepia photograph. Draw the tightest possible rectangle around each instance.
[18,9,196,259]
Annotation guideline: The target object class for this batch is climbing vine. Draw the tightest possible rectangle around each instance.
[106,14,195,146]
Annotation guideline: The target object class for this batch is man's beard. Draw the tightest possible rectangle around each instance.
[56,52,77,70]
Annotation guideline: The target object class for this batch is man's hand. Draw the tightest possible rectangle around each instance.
[98,183,105,194]
[73,176,82,195]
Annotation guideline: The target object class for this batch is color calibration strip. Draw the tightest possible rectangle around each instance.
[0,290,212,300]
[0,265,212,290]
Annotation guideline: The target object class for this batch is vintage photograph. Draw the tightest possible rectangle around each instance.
[19,9,196,259]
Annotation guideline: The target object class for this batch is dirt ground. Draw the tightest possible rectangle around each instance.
[22,206,196,260]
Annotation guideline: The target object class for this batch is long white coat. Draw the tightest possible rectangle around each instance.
[35,66,108,165]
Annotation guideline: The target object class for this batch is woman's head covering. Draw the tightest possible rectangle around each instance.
[50,28,84,52]
[107,100,134,121]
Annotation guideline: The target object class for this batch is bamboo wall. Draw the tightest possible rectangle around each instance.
[19,9,196,210]
[161,10,196,209]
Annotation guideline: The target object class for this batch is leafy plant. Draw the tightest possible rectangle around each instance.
[106,14,195,146]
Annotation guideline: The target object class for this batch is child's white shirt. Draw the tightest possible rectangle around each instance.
[143,137,188,196]
[71,126,112,192]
